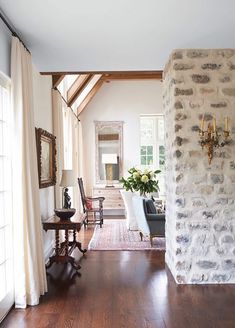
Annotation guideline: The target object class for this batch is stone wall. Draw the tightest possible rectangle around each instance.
[163,49,235,284]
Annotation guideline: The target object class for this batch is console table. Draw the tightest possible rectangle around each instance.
[43,214,87,271]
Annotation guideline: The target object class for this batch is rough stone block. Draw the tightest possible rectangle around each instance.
[176,234,191,245]
[212,274,231,282]
[188,223,210,231]
[215,198,228,205]
[176,211,191,219]
[210,101,227,108]
[173,63,194,71]
[191,125,200,132]
[200,87,217,95]
[175,198,185,208]
[230,161,235,170]
[202,211,217,220]
[174,150,183,158]
[222,259,235,270]
[221,235,234,244]
[214,224,228,232]
[216,49,234,58]
[227,61,235,69]
[230,174,235,182]
[187,50,209,58]
[174,101,183,109]
[191,74,210,83]
[199,185,214,195]
[175,124,182,132]
[196,260,218,269]
[170,77,184,85]
[219,75,231,83]
[174,88,193,96]
[172,51,183,60]
[198,113,213,121]
[192,197,206,207]
[191,274,208,283]
[201,63,222,70]
[176,275,186,283]
[175,113,187,121]
[176,261,191,271]
[222,88,235,96]
[210,174,224,184]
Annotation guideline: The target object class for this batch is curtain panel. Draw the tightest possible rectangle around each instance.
[52,89,65,208]
[11,36,47,308]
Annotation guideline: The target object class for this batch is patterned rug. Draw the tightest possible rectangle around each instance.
[88,219,165,251]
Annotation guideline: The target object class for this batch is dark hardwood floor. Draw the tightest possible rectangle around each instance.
[2,219,235,328]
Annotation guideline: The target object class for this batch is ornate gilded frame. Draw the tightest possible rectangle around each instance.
[35,128,57,189]
[95,121,123,185]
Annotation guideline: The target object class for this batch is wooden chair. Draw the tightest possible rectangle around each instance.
[77,178,105,228]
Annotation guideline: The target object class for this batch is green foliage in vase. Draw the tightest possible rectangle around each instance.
[120,167,161,195]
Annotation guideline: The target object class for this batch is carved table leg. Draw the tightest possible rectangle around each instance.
[76,241,87,254]
[73,229,87,254]
[65,229,69,256]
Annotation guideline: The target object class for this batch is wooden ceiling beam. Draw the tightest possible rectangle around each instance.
[103,72,162,81]
[52,74,65,88]
[77,77,104,116]
[41,70,163,80]
[67,74,94,107]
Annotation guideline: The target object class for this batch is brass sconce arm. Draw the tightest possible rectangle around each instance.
[198,117,230,164]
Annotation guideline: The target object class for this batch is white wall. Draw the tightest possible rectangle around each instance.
[33,66,54,260]
[80,80,163,194]
[0,19,11,77]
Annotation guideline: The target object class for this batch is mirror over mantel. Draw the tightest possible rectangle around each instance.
[95,121,123,185]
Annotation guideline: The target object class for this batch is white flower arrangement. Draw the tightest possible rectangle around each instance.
[120,167,161,196]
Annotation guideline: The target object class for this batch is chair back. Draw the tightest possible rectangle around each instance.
[132,195,150,234]
[143,199,157,215]
[77,178,86,213]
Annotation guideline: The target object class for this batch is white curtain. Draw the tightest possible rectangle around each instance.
[62,104,81,211]
[52,89,64,208]
[11,37,47,308]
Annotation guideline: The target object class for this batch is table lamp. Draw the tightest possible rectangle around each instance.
[60,169,76,209]
[102,153,117,187]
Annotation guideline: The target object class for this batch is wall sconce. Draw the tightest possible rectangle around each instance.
[199,116,230,164]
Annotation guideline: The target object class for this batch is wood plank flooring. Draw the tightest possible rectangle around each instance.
[2,218,235,328]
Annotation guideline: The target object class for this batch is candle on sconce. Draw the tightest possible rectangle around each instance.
[200,115,204,131]
[213,117,216,132]
[224,117,228,131]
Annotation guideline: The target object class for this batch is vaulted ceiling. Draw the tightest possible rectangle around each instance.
[54,72,162,116]
[0,0,235,72]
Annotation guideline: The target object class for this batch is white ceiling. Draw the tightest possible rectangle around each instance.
[0,0,235,72]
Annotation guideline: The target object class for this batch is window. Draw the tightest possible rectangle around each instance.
[140,115,165,195]
[0,73,14,322]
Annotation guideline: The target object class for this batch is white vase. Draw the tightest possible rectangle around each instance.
[120,190,139,230]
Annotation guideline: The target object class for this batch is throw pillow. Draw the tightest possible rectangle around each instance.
[85,199,93,210]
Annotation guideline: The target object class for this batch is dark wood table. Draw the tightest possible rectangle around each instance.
[43,214,87,271]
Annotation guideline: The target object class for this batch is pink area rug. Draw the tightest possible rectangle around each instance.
[88,219,165,251]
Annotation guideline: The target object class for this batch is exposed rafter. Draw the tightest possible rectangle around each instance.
[67,74,93,107]
[103,71,162,81]
[41,70,163,78]
[52,74,65,88]
[77,76,104,116]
